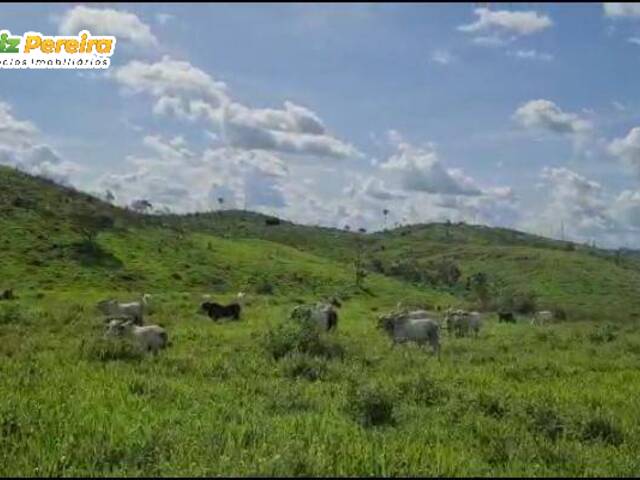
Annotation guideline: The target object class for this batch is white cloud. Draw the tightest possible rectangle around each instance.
[509,49,554,61]
[114,56,229,122]
[612,190,640,229]
[95,133,289,213]
[0,101,39,149]
[58,6,158,47]
[380,140,482,196]
[608,126,640,173]
[521,167,615,241]
[114,57,360,160]
[431,49,455,65]
[513,99,593,149]
[222,102,360,160]
[458,8,552,44]
[0,101,81,185]
[604,3,640,18]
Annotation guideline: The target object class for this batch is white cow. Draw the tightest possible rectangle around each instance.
[290,303,338,332]
[531,310,553,326]
[445,310,482,337]
[97,294,151,325]
[377,310,440,355]
[105,319,169,354]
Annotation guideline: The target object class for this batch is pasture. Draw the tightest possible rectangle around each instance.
[2,291,640,477]
[2,166,640,476]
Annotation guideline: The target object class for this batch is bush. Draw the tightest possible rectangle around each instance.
[261,321,343,361]
[255,281,275,295]
[527,405,566,441]
[498,290,537,314]
[476,392,509,420]
[589,324,618,344]
[0,303,25,325]
[552,307,568,321]
[347,382,396,428]
[398,376,447,407]
[82,336,145,362]
[281,353,328,381]
[581,417,623,446]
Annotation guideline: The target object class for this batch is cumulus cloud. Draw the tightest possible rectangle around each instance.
[612,190,640,229]
[0,102,39,148]
[604,3,640,18]
[114,57,360,160]
[608,127,640,174]
[0,101,81,185]
[95,133,289,213]
[114,56,228,123]
[58,5,158,47]
[380,140,482,196]
[521,167,616,242]
[458,7,552,45]
[222,102,360,159]
[513,99,594,151]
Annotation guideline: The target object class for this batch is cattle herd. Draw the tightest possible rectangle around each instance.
[96,292,558,358]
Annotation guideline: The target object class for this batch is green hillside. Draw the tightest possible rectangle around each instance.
[2,165,639,321]
[3,165,640,476]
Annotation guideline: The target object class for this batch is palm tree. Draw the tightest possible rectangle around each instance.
[217,197,224,210]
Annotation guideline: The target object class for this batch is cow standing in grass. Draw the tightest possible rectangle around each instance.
[201,301,242,321]
[377,310,440,356]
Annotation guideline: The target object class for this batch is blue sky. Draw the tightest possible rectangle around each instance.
[2,3,640,248]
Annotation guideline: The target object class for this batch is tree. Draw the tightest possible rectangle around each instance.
[131,199,153,214]
[354,228,368,288]
[468,272,491,311]
[217,197,225,210]
[71,208,114,246]
[382,208,389,230]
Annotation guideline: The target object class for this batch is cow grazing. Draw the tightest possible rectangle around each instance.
[106,319,169,354]
[377,311,440,356]
[0,289,14,300]
[97,295,150,325]
[498,311,516,324]
[201,301,241,321]
[531,310,553,326]
[444,310,481,338]
[290,303,339,332]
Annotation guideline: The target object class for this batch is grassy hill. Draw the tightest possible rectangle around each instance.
[2,165,640,476]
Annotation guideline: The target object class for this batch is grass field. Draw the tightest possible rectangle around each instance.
[2,165,640,476]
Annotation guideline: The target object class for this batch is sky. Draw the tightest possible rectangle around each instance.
[2,3,640,248]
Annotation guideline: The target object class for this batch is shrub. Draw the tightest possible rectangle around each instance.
[476,392,509,420]
[347,382,396,428]
[255,281,275,295]
[261,320,343,361]
[527,405,566,441]
[398,376,447,407]
[281,353,328,381]
[552,307,568,321]
[498,290,537,314]
[589,324,618,344]
[581,417,623,446]
[0,303,25,326]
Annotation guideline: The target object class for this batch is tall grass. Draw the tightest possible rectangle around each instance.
[1,295,640,476]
